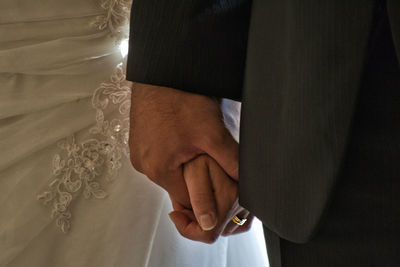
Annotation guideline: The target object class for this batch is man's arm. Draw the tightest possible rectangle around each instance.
[126,0,251,238]
[126,0,252,101]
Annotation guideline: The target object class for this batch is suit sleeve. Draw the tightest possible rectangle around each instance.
[126,0,252,101]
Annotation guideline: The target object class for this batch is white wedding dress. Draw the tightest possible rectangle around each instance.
[0,0,268,266]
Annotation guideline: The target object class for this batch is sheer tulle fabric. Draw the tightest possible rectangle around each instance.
[0,0,268,266]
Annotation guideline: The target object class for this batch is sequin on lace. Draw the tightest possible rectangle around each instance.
[37,0,132,233]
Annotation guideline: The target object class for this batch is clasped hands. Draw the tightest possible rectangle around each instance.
[129,83,253,243]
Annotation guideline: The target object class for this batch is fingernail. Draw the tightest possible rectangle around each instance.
[199,213,217,231]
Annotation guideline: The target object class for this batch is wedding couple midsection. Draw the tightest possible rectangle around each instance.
[4,0,400,266]
[0,1,266,266]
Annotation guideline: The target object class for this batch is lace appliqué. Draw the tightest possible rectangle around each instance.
[92,0,132,39]
[38,64,131,233]
[38,0,132,233]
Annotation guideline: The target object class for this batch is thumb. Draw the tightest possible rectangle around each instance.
[184,156,218,231]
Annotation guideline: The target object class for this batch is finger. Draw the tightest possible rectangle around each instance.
[221,221,236,237]
[229,214,255,235]
[207,157,239,207]
[201,130,239,181]
[222,214,255,236]
[170,198,184,211]
[206,157,242,235]
[221,210,249,236]
[184,156,218,231]
[155,168,192,209]
[170,199,196,223]
[169,210,219,244]
[129,141,192,209]
[172,156,241,243]
[170,204,198,221]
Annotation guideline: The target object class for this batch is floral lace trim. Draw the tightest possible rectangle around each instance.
[92,0,132,39]
[38,0,132,233]
[38,62,131,233]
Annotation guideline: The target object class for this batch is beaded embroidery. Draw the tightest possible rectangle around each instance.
[38,0,132,233]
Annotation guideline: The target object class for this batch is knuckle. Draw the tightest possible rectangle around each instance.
[203,233,219,244]
[194,154,208,165]
[137,151,159,178]
[199,131,220,149]
[130,151,161,184]
[191,192,215,210]
[142,164,158,181]
[176,228,187,239]
[129,153,143,172]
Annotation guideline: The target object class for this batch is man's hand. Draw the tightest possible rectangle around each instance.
[129,83,239,208]
[169,155,253,243]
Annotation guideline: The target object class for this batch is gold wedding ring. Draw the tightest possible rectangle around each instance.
[232,215,247,226]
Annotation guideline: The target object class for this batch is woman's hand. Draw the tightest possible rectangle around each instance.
[168,155,253,243]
